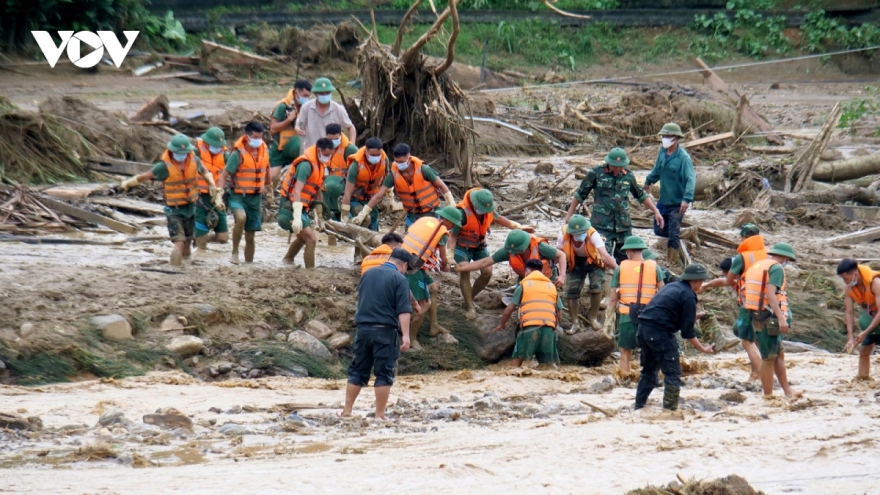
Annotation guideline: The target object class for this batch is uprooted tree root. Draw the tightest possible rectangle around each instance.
[626,474,765,495]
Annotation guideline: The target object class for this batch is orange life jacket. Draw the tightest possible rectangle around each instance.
[196,139,226,194]
[508,235,554,279]
[348,147,388,202]
[392,157,440,214]
[402,216,448,270]
[519,271,558,328]
[230,136,269,195]
[160,150,199,207]
[274,93,298,151]
[560,226,603,271]
[617,259,658,315]
[455,188,494,249]
[361,244,394,274]
[278,145,325,210]
[743,258,788,315]
[735,235,768,305]
[847,265,880,316]
[325,134,351,178]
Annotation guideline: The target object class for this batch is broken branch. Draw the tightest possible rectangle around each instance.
[431,0,459,77]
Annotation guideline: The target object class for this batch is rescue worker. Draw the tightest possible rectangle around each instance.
[454,230,567,286]
[400,206,463,349]
[321,123,359,222]
[492,259,565,369]
[839,258,880,379]
[557,215,617,334]
[120,135,223,266]
[361,233,404,274]
[565,147,664,263]
[296,77,356,154]
[268,79,311,183]
[635,264,716,411]
[643,123,696,269]
[194,127,229,251]
[742,242,801,398]
[700,223,767,380]
[217,121,271,265]
[341,137,388,231]
[352,143,456,229]
[278,138,334,268]
[610,236,666,375]
[448,188,533,320]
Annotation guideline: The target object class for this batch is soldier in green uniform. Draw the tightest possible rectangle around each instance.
[268,80,311,183]
[565,147,664,263]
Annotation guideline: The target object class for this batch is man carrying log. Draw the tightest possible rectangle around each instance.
[120,135,224,267]
[217,121,272,265]
[296,77,356,154]
[194,127,230,251]
[838,258,880,379]
[565,148,664,263]
[352,143,456,229]
[277,138,333,268]
[643,123,696,269]
[341,137,388,231]
[493,259,564,369]
[321,123,359,245]
[269,79,311,183]
[455,230,567,286]
[557,215,617,334]
[448,188,533,320]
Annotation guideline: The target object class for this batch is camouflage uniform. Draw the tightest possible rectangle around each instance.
[574,165,648,263]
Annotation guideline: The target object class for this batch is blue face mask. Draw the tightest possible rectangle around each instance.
[395,160,409,171]
[248,138,262,148]
[573,233,587,242]
[366,155,381,165]
[331,138,341,148]
[208,146,223,155]
[317,94,332,104]
[297,96,309,105]
[172,152,188,162]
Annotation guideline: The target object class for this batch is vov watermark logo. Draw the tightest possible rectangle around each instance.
[31,31,139,68]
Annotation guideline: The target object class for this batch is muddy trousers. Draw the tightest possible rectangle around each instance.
[635,329,682,410]
[654,203,683,250]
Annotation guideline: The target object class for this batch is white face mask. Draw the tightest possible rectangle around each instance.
[331,138,341,148]
[318,154,331,163]
[366,155,382,165]
[661,137,676,149]
[317,94,332,104]
[848,278,858,287]
[573,233,587,242]
[248,138,263,148]
[395,160,409,171]
[297,96,309,105]
[208,146,223,155]
[172,152,188,162]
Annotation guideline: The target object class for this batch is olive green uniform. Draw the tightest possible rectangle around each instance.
[750,264,791,360]
[450,217,491,264]
[490,242,560,281]
[729,254,755,342]
[610,264,667,350]
[324,143,359,220]
[269,103,301,167]
[510,284,564,363]
[152,160,205,242]
[346,160,389,231]
[225,151,266,232]
[383,165,442,228]
[278,161,317,231]
[405,234,447,301]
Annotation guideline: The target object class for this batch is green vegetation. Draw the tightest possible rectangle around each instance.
[691,2,792,59]
[839,86,880,136]
[801,10,880,53]
[236,344,345,379]
[398,308,485,375]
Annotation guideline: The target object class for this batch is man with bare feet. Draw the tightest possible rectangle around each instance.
[838,258,880,379]
[341,248,413,420]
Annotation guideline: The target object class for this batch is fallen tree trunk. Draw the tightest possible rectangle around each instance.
[324,220,383,247]
[785,102,842,193]
[771,184,880,208]
[812,153,880,182]
[648,168,724,200]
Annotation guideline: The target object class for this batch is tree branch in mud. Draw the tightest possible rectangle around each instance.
[430,0,459,77]
[541,0,591,19]
[401,0,460,69]
[785,102,842,193]
[391,0,423,56]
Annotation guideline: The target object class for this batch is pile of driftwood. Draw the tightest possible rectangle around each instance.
[0,186,84,235]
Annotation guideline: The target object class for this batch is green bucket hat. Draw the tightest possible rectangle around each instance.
[681,263,711,281]
[312,77,336,93]
[167,134,195,153]
[200,127,227,148]
[567,215,591,235]
[739,223,760,238]
[604,147,630,167]
[620,235,648,251]
[470,189,495,214]
[437,205,463,227]
[505,229,531,254]
[642,249,658,261]
[768,242,797,261]
[323,175,344,196]
[658,122,685,137]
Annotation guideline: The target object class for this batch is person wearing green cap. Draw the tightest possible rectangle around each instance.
[296,77,356,156]
[556,215,617,334]
[269,79,311,183]
[455,230,567,287]
[837,258,880,378]
[120,134,223,266]
[742,242,802,398]
[609,235,666,375]
[635,263,716,411]
[194,127,230,251]
[341,137,389,232]
[320,123,359,245]
[565,147,664,264]
[448,187,534,320]
[643,122,696,269]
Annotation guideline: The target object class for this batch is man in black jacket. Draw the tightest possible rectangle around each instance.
[635,263,716,411]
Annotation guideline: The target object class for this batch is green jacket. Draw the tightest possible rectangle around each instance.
[645,146,696,205]
[574,165,647,233]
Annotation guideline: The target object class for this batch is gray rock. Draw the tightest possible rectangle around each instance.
[473,396,503,411]
[160,314,184,333]
[327,332,351,350]
[270,364,309,378]
[19,322,36,338]
[0,359,5,370]
[432,408,459,420]
[473,291,506,310]
[218,423,252,436]
[247,369,262,379]
[681,398,726,413]
[449,394,462,403]
[524,404,541,415]
[226,405,242,414]
[534,161,555,175]
[588,381,614,394]
[700,379,714,389]
[165,336,204,357]
[250,323,272,340]
[0,412,36,431]
[90,314,132,341]
[143,413,193,430]
[194,304,221,324]
[472,314,516,362]
[274,332,287,342]
[290,308,306,325]
[559,331,615,365]
[98,410,127,427]
[287,330,332,361]
[217,363,233,374]
[284,411,316,428]
[303,320,334,340]
[782,341,827,353]
[396,397,412,407]
[541,403,563,415]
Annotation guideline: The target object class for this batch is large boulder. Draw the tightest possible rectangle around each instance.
[165,336,204,357]
[287,330,332,361]
[303,320,334,340]
[471,313,516,362]
[90,314,132,341]
[327,332,351,350]
[559,330,615,365]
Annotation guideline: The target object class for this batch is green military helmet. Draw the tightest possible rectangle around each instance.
[200,127,227,148]
[505,229,531,254]
[567,215,591,235]
[167,134,195,153]
[739,223,760,238]
[323,175,344,196]
[768,242,797,261]
[620,235,648,251]
[642,249,658,261]
[658,122,685,137]
[437,205,463,227]
[470,189,495,214]
[681,263,711,281]
[312,77,336,92]
[604,147,630,168]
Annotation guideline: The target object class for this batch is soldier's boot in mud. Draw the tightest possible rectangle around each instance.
[704,314,740,352]
[587,292,603,331]
[472,272,492,299]
[410,311,426,351]
[666,247,681,269]
[566,298,581,335]
[170,246,183,267]
[304,243,316,269]
[662,384,681,411]
[460,273,477,320]
[195,236,210,251]
[327,234,337,247]
[231,210,246,265]
[427,284,449,337]
[244,231,256,263]
[284,238,305,265]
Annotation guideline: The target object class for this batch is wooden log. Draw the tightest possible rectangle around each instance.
[824,226,880,246]
[83,156,153,176]
[201,40,274,64]
[324,220,383,247]
[771,185,880,208]
[681,132,734,148]
[40,183,110,200]
[37,196,140,234]
[747,145,795,155]
[812,153,880,182]
[499,196,547,215]
[785,102,843,193]
[141,71,201,80]
[89,197,165,216]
